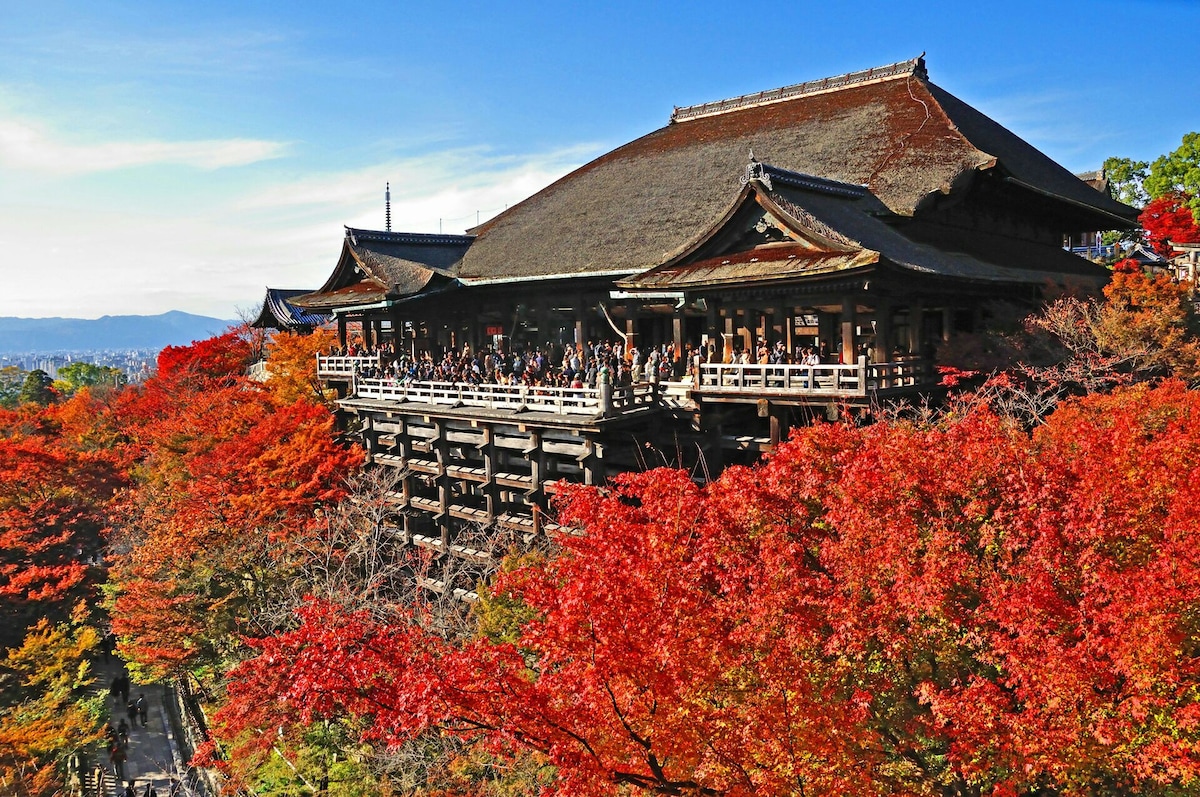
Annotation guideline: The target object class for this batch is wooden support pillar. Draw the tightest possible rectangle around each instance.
[481,428,498,524]
[528,429,543,512]
[768,405,784,446]
[818,311,835,360]
[672,312,683,358]
[705,300,720,361]
[942,306,953,343]
[874,298,893,367]
[337,315,347,348]
[582,438,602,486]
[574,296,585,354]
[533,298,548,349]
[723,312,735,362]
[778,301,791,357]
[624,300,638,359]
[908,299,924,354]
[434,420,450,548]
[840,295,856,364]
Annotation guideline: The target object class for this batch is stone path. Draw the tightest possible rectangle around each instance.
[89,656,194,797]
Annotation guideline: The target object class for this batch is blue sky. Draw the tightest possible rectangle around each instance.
[1,0,1196,319]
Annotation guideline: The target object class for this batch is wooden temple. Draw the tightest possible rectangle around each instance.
[292,56,1137,596]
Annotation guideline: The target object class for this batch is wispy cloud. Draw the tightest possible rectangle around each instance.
[0,117,287,174]
[0,142,601,318]
[236,143,602,233]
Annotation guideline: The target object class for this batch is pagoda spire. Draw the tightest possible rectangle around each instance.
[385,182,392,232]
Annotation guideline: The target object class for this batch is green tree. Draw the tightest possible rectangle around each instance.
[52,362,124,398]
[0,367,24,410]
[1103,155,1149,208]
[1145,132,1200,220]
[16,371,53,407]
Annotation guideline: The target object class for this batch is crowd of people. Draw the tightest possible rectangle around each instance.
[332,336,861,391]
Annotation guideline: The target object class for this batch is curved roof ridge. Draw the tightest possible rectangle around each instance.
[671,55,927,123]
[753,162,870,198]
[344,226,475,246]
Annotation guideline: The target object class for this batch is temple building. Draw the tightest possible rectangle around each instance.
[294,56,1137,595]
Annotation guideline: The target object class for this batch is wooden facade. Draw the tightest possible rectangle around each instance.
[294,56,1138,597]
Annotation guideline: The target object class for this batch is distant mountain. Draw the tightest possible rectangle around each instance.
[0,311,236,354]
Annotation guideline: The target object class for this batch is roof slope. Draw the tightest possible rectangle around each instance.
[459,57,1134,283]
[622,166,1109,291]
[250,288,331,330]
[294,228,472,311]
[341,228,471,292]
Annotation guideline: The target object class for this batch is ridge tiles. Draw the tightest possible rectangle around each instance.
[750,162,869,199]
[670,55,927,124]
[344,226,475,246]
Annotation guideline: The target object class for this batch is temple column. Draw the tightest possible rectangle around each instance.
[723,312,735,362]
[942,306,954,343]
[337,315,347,349]
[574,296,585,354]
[777,301,791,357]
[705,300,720,361]
[908,299,924,354]
[840,296,857,364]
[624,300,639,359]
[874,298,893,367]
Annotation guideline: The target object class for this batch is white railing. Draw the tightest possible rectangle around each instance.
[317,355,383,378]
[247,360,271,382]
[697,359,932,397]
[353,378,656,416]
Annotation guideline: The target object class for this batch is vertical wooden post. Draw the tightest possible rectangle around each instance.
[908,299,924,354]
[705,300,720,361]
[624,300,638,359]
[723,312,735,362]
[574,296,585,354]
[874,298,893,382]
[841,296,856,364]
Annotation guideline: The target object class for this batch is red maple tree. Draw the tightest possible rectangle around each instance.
[213,382,1200,796]
[1140,193,1200,258]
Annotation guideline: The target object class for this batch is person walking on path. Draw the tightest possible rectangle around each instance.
[135,693,148,727]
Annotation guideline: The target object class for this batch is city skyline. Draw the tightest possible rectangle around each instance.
[1,0,1196,319]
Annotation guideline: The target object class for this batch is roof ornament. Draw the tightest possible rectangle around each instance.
[385,182,392,232]
[740,151,772,191]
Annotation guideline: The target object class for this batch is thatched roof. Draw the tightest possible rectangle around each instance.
[458,56,1135,284]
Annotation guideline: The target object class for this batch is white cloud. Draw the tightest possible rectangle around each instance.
[0,143,601,319]
[0,117,287,174]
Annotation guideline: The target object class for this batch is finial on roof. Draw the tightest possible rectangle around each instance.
[741,155,772,191]
[385,182,392,232]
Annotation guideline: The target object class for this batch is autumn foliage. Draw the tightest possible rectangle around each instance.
[105,330,361,681]
[1140,193,1200,258]
[211,381,1200,796]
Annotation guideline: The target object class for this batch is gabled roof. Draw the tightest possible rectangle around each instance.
[458,56,1136,284]
[620,163,1111,292]
[293,227,471,311]
[249,288,331,330]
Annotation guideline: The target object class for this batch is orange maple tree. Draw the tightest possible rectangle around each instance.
[105,330,361,682]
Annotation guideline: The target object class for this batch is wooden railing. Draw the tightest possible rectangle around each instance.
[353,378,657,417]
[697,358,933,397]
[317,355,382,378]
